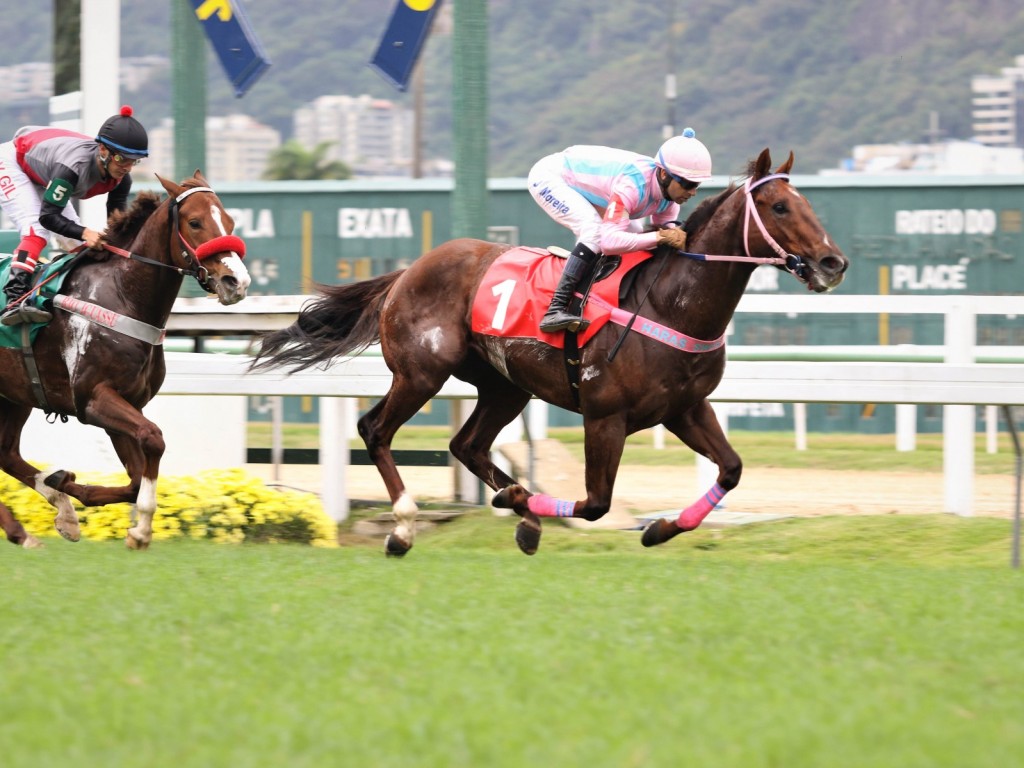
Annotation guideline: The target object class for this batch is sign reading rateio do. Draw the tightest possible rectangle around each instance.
[190,0,271,97]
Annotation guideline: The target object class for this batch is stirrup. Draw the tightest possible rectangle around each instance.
[0,302,52,327]
[540,310,590,334]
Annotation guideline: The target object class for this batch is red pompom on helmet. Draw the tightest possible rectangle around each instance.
[95,105,149,158]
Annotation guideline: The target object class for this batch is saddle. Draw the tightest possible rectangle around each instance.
[0,252,81,349]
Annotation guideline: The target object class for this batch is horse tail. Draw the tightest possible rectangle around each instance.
[250,270,404,373]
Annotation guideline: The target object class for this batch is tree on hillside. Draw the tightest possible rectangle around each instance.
[262,140,352,180]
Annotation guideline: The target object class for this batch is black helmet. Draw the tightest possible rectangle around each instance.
[95,105,149,158]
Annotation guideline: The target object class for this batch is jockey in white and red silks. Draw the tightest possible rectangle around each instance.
[0,105,149,325]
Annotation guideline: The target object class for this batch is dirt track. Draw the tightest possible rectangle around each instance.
[248,462,1019,521]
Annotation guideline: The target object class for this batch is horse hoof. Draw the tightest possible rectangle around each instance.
[384,532,411,558]
[22,535,44,549]
[515,518,541,556]
[493,485,529,515]
[44,469,72,490]
[54,518,81,543]
[641,519,678,548]
[125,532,150,551]
[492,486,515,508]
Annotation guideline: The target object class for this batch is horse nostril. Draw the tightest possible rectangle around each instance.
[821,255,848,275]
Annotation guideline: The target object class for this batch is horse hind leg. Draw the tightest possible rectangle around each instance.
[357,376,445,557]
[0,401,79,542]
[0,500,43,548]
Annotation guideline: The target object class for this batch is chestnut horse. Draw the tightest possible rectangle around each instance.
[252,149,848,556]
[0,171,250,549]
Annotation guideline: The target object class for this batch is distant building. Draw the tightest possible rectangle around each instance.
[0,58,168,103]
[971,54,1024,149]
[0,62,52,103]
[293,94,414,177]
[830,140,1024,175]
[147,114,281,183]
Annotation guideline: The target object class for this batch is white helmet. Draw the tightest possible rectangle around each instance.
[656,127,712,183]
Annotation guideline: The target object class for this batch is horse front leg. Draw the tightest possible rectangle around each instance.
[642,400,741,548]
[49,388,163,549]
[494,414,626,555]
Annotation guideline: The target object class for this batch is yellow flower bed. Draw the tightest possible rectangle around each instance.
[4,468,337,546]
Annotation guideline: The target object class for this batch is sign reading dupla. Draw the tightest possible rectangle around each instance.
[190,0,271,97]
[370,0,444,91]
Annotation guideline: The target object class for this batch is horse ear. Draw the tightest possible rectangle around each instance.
[156,173,185,198]
[193,169,209,185]
[753,148,772,179]
[775,151,794,175]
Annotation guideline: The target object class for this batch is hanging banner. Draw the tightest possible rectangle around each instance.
[369,0,443,91]
[190,0,272,97]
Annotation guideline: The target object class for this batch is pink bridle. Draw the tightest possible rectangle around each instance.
[670,172,807,281]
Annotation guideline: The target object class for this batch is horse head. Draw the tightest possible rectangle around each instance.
[744,149,848,293]
[155,171,251,305]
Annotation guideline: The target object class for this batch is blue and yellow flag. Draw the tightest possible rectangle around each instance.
[370,0,443,91]
[190,0,271,97]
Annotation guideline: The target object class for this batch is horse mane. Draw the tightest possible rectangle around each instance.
[683,183,739,238]
[104,191,163,247]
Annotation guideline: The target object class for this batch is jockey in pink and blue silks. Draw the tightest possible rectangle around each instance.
[528,127,713,333]
[0,105,148,326]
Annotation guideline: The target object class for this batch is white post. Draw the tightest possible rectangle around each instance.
[451,399,480,502]
[943,300,975,516]
[79,0,121,232]
[793,403,807,451]
[319,397,351,522]
[985,405,999,454]
[896,404,917,452]
[527,399,548,440]
[270,395,283,482]
[652,424,666,450]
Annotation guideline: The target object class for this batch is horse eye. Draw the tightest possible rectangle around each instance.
[772,202,787,214]
[188,219,202,230]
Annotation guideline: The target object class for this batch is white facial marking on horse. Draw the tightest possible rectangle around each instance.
[220,253,252,290]
[209,205,229,236]
[581,365,601,381]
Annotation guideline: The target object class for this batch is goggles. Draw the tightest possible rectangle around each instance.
[665,171,700,191]
[110,152,143,167]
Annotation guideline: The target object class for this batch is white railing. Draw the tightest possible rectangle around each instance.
[23,294,1020,523]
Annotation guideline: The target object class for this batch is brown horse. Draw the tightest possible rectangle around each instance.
[0,171,250,549]
[252,149,848,556]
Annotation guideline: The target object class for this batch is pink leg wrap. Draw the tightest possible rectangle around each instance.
[527,493,576,518]
[676,483,726,530]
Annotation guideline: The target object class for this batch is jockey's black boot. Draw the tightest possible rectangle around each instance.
[539,243,600,333]
[0,266,51,326]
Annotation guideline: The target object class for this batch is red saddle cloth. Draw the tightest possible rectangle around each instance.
[470,246,654,349]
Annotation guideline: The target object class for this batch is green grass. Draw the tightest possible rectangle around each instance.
[2,513,1023,768]
[248,424,1020,475]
